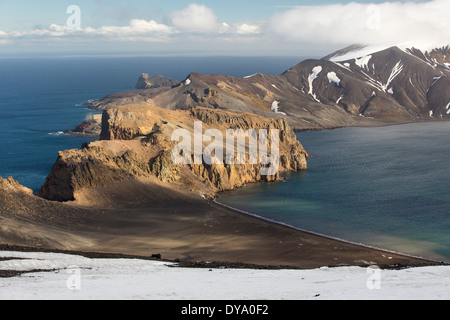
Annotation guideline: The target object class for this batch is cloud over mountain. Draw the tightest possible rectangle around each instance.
[270,0,450,49]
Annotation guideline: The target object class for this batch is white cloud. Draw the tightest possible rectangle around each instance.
[3,1,447,55]
[0,19,173,43]
[170,4,223,33]
[235,23,260,35]
[270,0,450,50]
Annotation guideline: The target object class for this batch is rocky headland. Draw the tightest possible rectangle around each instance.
[40,106,308,202]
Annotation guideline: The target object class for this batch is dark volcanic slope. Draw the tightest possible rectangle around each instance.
[87,45,450,130]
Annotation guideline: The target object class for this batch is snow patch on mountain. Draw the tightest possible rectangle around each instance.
[355,55,372,70]
[427,76,442,92]
[308,66,323,103]
[333,62,352,72]
[382,61,403,92]
[271,101,287,115]
[328,45,389,62]
[327,72,341,86]
[243,73,259,79]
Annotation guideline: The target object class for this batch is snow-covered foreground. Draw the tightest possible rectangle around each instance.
[0,251,449,300]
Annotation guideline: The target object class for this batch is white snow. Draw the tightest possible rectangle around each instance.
[308,66,322,103]
[327,72,341,86]
[387,88,394,95]
[446,102,450,114]
[0,251,449,300]
[427,76,442,92]
[185,79,191,85]
[243,73,259,79]
[332,62,352,72]
[361,70,385,92]
[444,63,450,69]
[271,101,287,116]
[361,60,403,93]
[355,55,372,70]
[328,45,389,62]
[336,95,344,104]
[271,84,278,90]
[382,60,403,92]
[429,110,434,117]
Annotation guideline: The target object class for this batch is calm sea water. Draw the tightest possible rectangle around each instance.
[0,56,302,191]
[219,124,450,262]
[1,56,449,262]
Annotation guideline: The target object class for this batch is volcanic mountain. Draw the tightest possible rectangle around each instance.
[87,45,450,130]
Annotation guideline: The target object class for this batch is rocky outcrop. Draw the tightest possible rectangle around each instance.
[0,176,34,197]
[0,176,73,219]
[136,73,179,89]
[39,106,308,202]
[65,114,102,137]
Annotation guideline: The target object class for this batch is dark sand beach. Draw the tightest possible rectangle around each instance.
[0,177,441,269]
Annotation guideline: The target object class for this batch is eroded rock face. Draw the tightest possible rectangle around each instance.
[39,106,308,202]
[0,176,34,196]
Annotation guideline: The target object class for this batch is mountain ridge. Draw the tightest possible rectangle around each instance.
[84,44,450,131]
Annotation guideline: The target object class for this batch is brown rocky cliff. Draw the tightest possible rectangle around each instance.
[39,106,308,202]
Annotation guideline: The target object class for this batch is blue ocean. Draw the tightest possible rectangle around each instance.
[1,56,449,262]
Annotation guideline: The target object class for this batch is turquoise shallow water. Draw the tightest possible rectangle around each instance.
[219,123,450,262]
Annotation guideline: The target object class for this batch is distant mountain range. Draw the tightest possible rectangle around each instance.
[88,45,450,130]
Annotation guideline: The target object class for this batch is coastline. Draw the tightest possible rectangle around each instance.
[212,198,447,266]
[1,177,442,270]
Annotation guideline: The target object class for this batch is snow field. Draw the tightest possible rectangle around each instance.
[0,251,449,300]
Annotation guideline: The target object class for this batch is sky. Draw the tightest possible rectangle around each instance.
[0,0,448,57]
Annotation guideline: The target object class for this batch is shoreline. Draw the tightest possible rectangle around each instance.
[212,198,447,265]
[293,117,450,133]
[0,185,443,270]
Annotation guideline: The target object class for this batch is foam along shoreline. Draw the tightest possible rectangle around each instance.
[213,198,447,265]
